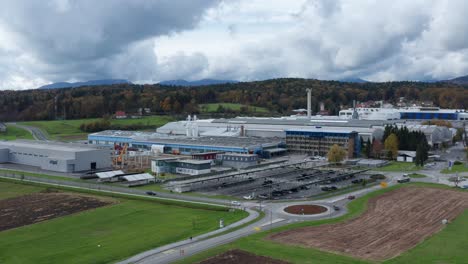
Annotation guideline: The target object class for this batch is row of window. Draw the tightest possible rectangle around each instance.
[223,156,256,162]
[10,152,47,158]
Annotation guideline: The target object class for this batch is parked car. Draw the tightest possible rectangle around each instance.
[258,194,269,199]
[330,186,338,190]
[352,179,364,184]
[321,186,331,191]
[243,194,254,200]
[145,191,157,196]
[333,205,340,211]
[231,201,241,206]
[397,174,411,183]
[347,195,356,200]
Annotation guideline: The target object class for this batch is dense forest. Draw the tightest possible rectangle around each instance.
[0,78,467,121]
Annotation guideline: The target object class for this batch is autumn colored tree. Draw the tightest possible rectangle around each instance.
[384,133,399,160]
[371,139,384,159]
[327,144,347,163]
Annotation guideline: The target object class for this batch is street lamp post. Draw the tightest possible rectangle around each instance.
[270,183,273,232]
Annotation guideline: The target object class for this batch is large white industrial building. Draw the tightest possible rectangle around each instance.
[0,140,111,173]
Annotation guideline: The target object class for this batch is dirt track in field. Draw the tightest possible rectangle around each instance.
[197,249,290,264]
[0,191,114,231]
[268,187,468,261]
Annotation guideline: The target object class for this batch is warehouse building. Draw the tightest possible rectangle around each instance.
[0,140,111,173]
[89,130,285,157]
[217,153,259,169]
[151,157,212,175]
[286,128,360,158]
[156,116,392,141]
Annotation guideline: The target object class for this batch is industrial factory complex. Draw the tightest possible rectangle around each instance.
[0,90,466,193]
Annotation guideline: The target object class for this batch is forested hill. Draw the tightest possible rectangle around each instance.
[0,78,467,121]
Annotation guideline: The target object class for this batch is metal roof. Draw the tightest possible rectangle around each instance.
[0,139,103,152]
[96,170,125,179]
[90,130,284,149]
[122,173,154,182]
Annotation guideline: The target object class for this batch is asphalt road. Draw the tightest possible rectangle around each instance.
[7,123,49,141]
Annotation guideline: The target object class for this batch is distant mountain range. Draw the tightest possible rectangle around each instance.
[159,79,238,86]
[36,74,468,90]
[38,79,132,89]
[338,77,369,83]
[444,75,468,85]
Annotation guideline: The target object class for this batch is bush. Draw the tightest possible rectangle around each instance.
[79,119,111,132]
[454,161,463,165]
[370,174,386,180]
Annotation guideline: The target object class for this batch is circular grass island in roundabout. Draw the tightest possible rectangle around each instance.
[284,204,328,215]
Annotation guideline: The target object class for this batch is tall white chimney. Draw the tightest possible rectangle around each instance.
[306,88,312,118]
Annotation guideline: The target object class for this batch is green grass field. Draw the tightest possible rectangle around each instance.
[133,183,239,201]
[376,161,421,172]
[408,173,427,178]
[0,181,44,200]
[0,125,34,141]
[441,163,468,174]
[178,183,468,264]
[0,169,84,182]
[0,181,248,264]
[18,115,173,140]
[199,103,268,113]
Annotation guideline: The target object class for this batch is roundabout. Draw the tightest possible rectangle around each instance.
[283,204,328,215]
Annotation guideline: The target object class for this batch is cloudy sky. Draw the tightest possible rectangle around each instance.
[1,0,468,90]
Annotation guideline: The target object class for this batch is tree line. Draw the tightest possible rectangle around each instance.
[361,125,430,165]
[0,78,467,122]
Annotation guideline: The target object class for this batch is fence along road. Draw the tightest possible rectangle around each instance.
[0,172,232,207]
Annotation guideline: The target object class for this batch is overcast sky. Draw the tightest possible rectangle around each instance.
[1,0,468,90]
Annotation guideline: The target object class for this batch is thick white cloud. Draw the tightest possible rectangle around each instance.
[0,0,219,89]
[1,0,468,89]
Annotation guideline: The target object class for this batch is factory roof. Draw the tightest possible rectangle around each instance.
[219,153,258,157]
[211,116,400,127]
[90,130,283,149]
[286,127,359,134]
[0,140,102,152]
[176,159,212,164]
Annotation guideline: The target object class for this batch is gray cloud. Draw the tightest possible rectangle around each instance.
[0,0,219,88]
[2,0,468,89]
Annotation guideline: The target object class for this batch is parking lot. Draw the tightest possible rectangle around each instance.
[192,164,378,200]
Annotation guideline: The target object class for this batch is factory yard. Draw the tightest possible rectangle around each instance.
[198,249,290,264]
[268,187,468,261]
[0,191,113,231]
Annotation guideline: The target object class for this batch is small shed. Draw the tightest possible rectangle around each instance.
[95,170,125,182]
[397,151,416,163]
[121,173,155,186]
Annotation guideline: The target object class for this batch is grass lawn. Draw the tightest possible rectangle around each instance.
[0,124,34,141]
[441,163,468,174]
[0,181,44,200]
[376,161,421,172]
[408,173,427,178]
[0,181,248,264]
[18,115,173,141]
[199,103,268,113]
[0,169,84,182]
[133,183,239,201]
[178,183,467,264]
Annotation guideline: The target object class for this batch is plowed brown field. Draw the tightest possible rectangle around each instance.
[268,187,468,261]
[0,191,113,231]
[197,249,290,264]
